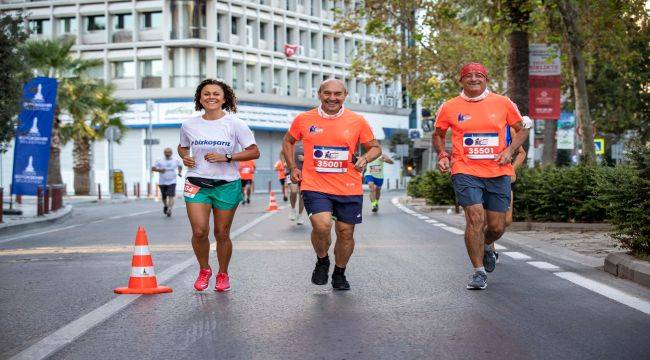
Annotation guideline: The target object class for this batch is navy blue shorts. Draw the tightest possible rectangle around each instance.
[364,175,384,187]
[451,174,511,212]
[301,191,363,224]
[158,184,176,199]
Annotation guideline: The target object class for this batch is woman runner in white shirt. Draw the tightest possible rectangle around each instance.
[178,79,260,292]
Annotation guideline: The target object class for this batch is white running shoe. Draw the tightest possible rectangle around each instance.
[296,214,304,225]
[289,210,296,221]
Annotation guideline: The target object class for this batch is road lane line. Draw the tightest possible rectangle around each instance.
[0,225,82,244]
[433,223,447,227]
[9,210,276,360]
[555,272,650,315]
[527,261,560,271]
[425,219,439,223]
[494,243,507,251]
[502,251,532,260]
[440,226,465,235]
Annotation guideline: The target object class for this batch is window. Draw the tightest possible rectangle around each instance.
[140,12,161,29]
[85,15,105,32]
[112,14,132,31]
[260,22,268,41]
[246,20,254,46]
[140,59,162,77]
[57,17,76,35]
[86,64,104,80]
[231,17,239,35]
[29,19,51,36]
[112,61,135,79]
[217,60,227,79]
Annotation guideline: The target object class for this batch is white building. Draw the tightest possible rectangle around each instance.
[1,0,410,193]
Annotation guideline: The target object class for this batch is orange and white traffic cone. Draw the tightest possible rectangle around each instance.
[266,191,279,212]
[114,226,172,295]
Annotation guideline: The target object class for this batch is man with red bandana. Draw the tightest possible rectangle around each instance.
[433,62,530,290]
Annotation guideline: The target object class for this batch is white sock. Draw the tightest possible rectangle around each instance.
[474,267,486,274]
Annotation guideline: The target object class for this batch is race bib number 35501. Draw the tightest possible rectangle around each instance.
[313,146,349,173]
[463,133,499,159]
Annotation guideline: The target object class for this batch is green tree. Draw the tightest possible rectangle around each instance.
[0,13,29,152]
[21,37,102,185]
[59,80,127,195]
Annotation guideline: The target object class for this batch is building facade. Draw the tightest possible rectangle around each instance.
[1,0,410,193]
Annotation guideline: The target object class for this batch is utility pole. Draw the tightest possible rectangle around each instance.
[146,99,155,192]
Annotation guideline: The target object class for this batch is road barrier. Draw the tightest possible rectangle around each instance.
[50,185,64,211]
[0,187,3,223]
[97,183,102,201]
[44,185,50,214]
[36,186,44,216]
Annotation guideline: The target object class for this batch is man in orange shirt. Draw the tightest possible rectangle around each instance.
[274,157,288,201]
[282,79,381,290]
[238,159,256,204]
[433,62,529,290]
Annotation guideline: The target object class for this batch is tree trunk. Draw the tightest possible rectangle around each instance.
[557,0,596,165]
[542,119,557,164]
[504,0,531,154]
[73,137,91,195]
[47,108,63,185]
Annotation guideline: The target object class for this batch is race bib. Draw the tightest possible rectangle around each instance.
[313,146,349,173]
[183,181,200,198]
[369,165,382,175]
[463,133,499,159]
[241,167,251,174]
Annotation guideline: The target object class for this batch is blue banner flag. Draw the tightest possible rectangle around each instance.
[11,77,58,195]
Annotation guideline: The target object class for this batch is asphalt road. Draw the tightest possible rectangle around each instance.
[0,193,648,360]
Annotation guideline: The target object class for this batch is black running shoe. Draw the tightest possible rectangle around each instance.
[331,272,350,290]
[246,197,250,204]
[311,261,329,285]
[163,206,168,214]
[283,195,288,202]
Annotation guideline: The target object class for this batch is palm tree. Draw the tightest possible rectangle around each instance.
[20,37,101,185]
[58,80,127,195]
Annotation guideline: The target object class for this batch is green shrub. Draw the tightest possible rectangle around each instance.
[597,146,650,256]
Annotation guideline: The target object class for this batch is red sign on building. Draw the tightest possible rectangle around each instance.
[284,44,299,57]
[529,44,561,119]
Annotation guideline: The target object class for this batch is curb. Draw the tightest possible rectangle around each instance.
[604,252,650,287]
[0,205,73,233]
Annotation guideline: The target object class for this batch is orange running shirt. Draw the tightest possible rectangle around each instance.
[274,160,285,180]
[289,108,375,196]
[238,160,256,180]
[434,92,522,178]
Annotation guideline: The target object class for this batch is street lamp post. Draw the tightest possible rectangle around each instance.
[145,99,155,196]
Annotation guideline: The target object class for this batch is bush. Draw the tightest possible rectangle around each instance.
[597,146,650,256]
[512,165,609,222]
[407,170,455,205]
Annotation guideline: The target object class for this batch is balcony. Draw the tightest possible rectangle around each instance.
[141,76,161,89]
[112,30,132,43]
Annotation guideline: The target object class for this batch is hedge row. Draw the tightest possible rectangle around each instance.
[407,147,649,256]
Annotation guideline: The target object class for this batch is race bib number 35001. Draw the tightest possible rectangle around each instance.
[313,146,349,173]
[463,133,500,159]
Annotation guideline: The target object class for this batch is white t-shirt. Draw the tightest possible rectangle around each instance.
[154,158,182,185]
[179,114,256,181]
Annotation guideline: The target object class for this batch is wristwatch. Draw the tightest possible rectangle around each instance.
[225,154,233,163]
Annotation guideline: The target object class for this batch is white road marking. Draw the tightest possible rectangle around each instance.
[0,225,82,244]
[9,210,277,360]
[494,243,507,251]
[425,219,439,223]
[527,261,560,271]
[502,252,532,260]
[417,215,430,220]
[555,272,650,315]
[433,223,447,227]
[440,226,465,235]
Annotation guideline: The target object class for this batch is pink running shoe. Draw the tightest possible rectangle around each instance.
[194,267,212,291]
[215,272,231,292]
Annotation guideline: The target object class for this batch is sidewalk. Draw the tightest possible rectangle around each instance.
[0,194,150,232]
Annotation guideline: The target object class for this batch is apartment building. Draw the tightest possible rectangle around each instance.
[1,0,410,193]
